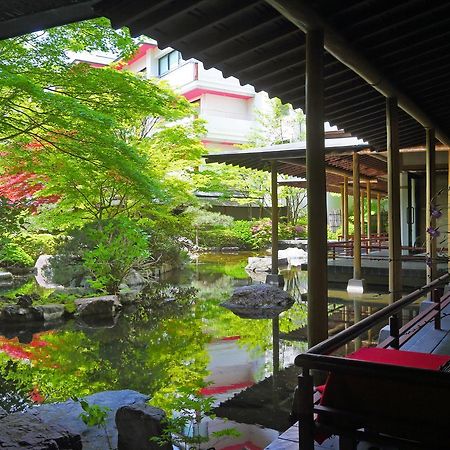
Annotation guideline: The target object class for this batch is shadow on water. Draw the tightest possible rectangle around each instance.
[0,252,423,442]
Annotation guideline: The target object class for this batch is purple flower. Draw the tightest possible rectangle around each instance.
[426,226,441,238]
[431,205,442,219]
[294,225,305,234]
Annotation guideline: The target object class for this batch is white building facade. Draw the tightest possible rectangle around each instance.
[121,42,268,151]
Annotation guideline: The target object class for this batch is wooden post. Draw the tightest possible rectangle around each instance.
[377,192,382,237]
[272,316,280,391]
[426,128,436,284]
[387,97,402,303]
[361,190,365,238]
[298,370,314,450]
[340,185,345,239]
[306,29,328,346]
[343,176,349,240]
[367,181,372,242]
[448,151,450,272]
[266,161,283,286]
[352,153,362,280]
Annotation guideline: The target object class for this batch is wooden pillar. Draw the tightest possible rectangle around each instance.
[361,191,365,237]
[387,97,402,303]
[367,181,372,239]
[343,176,349,240]
[272,317,280,375]
[340,185,345,238]
[426,128,436,283]
[266,161,283,286]
[448,151,450,272]
[377,192,382,237]
[352,152,362,280]
[306,29,328,347]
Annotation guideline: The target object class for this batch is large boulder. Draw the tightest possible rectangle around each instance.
[116,404,171,450]
[34,304,66,322]
[245,256,289,273]
[123,269,146,288]
[75,295,121,318]
[0,272,13,281]
[278,247,308,267]
[0,412,82,449]
[0,305,42,323]
[30,390,149,450]
[221,284,294,319]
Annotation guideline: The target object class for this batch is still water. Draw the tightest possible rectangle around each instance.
[0,252,402,447]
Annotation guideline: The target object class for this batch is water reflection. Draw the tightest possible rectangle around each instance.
[0,252,422,442]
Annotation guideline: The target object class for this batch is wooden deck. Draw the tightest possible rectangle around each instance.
[265,300,450,450]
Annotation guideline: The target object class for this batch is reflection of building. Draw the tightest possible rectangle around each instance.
[202,337,263,405]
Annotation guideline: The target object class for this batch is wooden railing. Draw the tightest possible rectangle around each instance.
[294,272,450,449]
[327,236,444,261]
[328,236,389,258]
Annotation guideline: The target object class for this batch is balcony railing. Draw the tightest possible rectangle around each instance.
[294,272,450,449]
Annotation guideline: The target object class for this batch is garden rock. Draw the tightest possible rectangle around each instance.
[123,269,146,288]
[34,304,66,322]
[16,294,38,308]
[221,246,240,253]
[116,403,172,450]
[0,272,13,285]
[245,256,288,273]
[30,390,149,450]
[222,284,294,319]
[75,295,121,318]
[0,412,82,449]
[278,247,308,267]
[0,305,43,323]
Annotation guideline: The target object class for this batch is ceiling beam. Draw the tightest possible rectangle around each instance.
[0,1,98,40]
[266,0,450,147]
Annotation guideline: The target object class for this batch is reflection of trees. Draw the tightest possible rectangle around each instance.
[0,265,309,415]
[282,269,308,302]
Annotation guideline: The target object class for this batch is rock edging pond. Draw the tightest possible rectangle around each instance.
[0,390,169,450]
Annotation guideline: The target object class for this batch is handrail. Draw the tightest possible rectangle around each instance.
[296,272,450,359]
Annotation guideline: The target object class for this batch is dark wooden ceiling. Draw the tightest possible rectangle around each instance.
[2,0,449,153]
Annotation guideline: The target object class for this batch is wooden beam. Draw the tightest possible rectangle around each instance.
[266,0,450,146]
[276,158,376,182]
[306,29,328,347]
[387,98,402,303]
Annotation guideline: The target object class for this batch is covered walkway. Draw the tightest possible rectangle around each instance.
[5,1,450,448]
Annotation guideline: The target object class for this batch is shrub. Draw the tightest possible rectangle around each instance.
[82,217,150,293]
[0,242,34,268]
[13,233,59,260]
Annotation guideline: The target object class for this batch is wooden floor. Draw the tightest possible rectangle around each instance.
[265,300,450,450]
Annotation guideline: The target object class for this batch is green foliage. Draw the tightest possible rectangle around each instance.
[82,218,150,293]
[13,233,58,260]
[0,242,34,267]
[0,198,26,238]
[153,387,240,450]
[75,397,110,428]
[246,97,305,146]
[0,18,206,286]
[73,397,113,450]
[238,218,299,250]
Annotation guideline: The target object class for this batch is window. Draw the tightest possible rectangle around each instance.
[158,50,182,76]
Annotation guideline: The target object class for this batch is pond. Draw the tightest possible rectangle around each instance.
[0,252,407,448]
